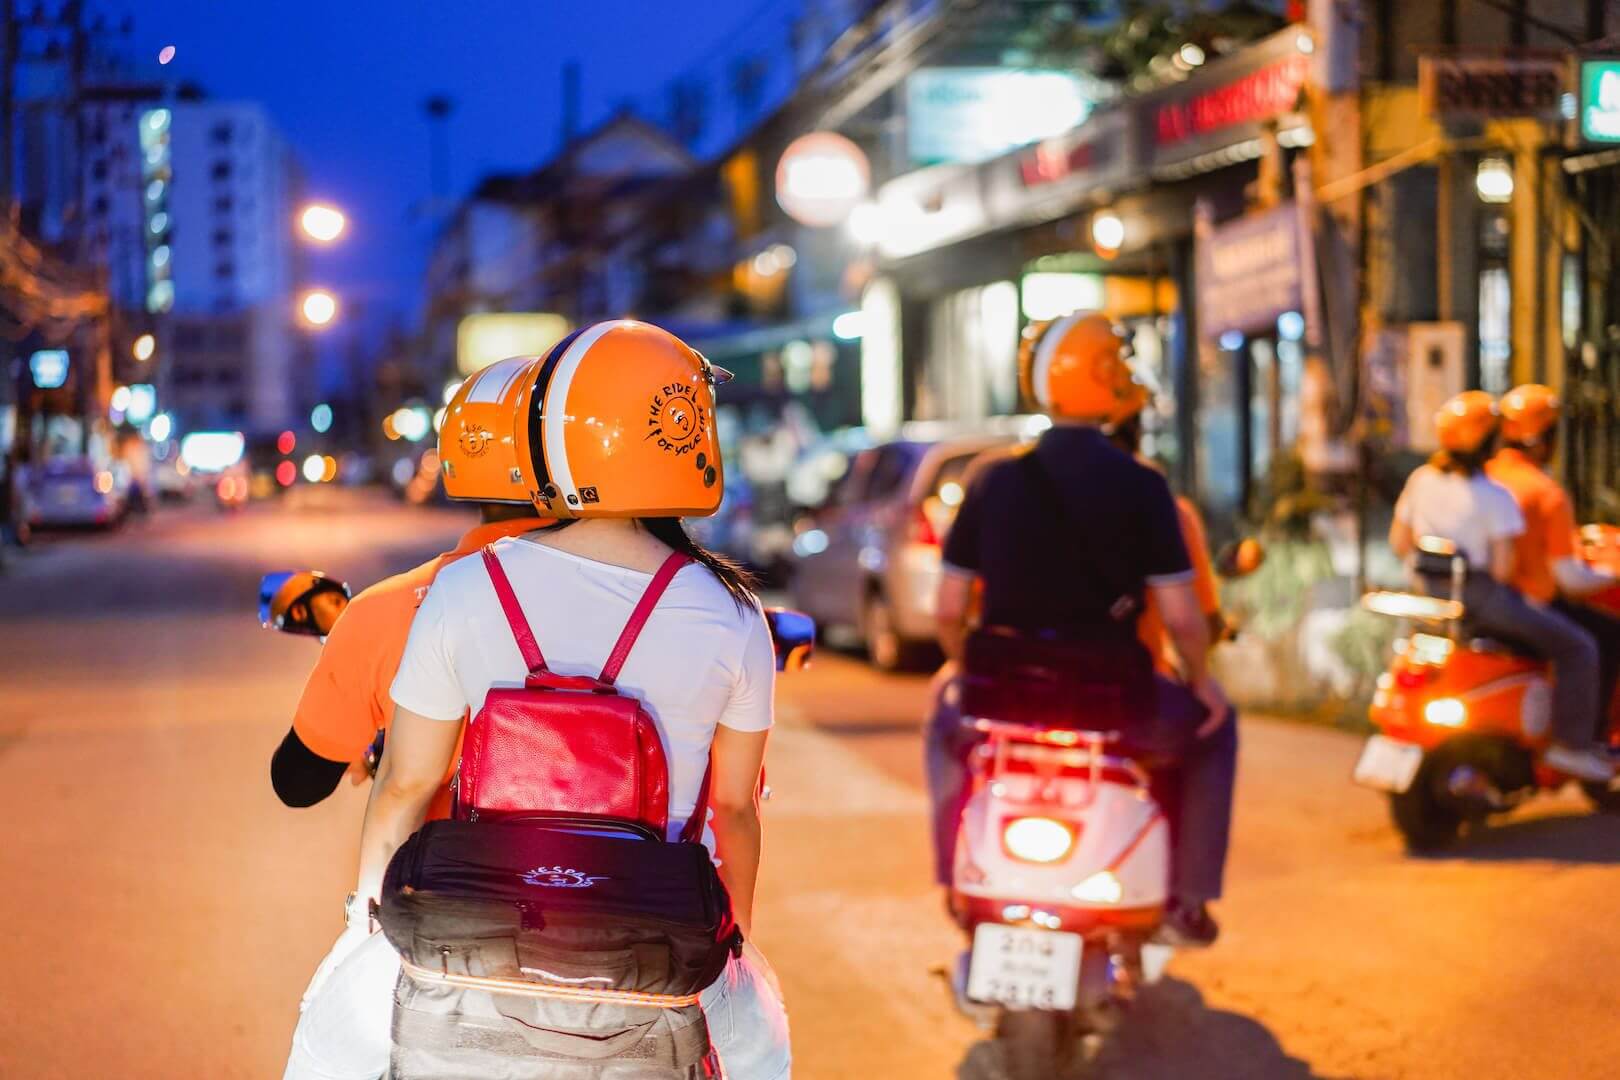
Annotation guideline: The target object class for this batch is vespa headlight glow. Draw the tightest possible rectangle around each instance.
[1423,697,1467,728]
[1071,870,1123,905]
[1002,817,1075,864]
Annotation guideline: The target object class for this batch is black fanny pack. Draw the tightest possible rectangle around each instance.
[379,818,740,1000]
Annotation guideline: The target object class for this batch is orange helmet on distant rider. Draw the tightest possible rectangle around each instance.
[1435,390,1499,455]
[438,320,730,519]
[1018,312,1148,424]
[1499,384,1560,445]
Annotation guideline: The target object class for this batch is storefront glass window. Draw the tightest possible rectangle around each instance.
[920,280,1020,420]
[1478,266,1512,395]
[1197,340,1243,521]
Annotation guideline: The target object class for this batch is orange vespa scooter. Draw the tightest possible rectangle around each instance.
[1353,527,1620,851]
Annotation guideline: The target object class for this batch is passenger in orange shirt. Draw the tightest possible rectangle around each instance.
[1488,385,1620,723]
[1106,408,1222,675]
[269,502,554,815]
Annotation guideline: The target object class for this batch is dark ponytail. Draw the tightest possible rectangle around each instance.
[1429,437,1496,477]
[641,517,758,610]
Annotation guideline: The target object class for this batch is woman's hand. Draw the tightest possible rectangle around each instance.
[354,705,460,904]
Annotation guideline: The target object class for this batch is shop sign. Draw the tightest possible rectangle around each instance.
[1580,59,1620,142]
[775,132,871,228]
[1197,203,1303,339]
[1014,120,1122,189]
[983,109,1132,229]
[873,162,989,260]
[1420,55,1566,121]
[1154,51,1310,148]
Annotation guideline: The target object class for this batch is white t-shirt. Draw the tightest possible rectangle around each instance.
[390,536,775,843]
[1394,463,1524,570]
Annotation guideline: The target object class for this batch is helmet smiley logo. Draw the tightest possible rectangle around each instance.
[646,383,706,455]
[457,421,493,458]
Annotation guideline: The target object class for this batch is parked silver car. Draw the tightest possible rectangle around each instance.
[21,456,129,529]
[786,416,1047,670]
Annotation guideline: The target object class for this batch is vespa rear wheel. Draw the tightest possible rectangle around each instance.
[1388,758,1464,853]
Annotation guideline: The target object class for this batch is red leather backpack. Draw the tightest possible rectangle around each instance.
[454,544,707,841]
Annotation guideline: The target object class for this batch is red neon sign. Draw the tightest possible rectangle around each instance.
[1155,53,1310,146]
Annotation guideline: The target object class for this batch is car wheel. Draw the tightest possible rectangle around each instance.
[863,591,926,672]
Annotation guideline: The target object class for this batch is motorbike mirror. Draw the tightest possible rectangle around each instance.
[764,608,816,672]
[1215,537,1266,578]
[258,570,352,638]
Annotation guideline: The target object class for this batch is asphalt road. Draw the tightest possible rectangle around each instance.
[2,490,1618,1079]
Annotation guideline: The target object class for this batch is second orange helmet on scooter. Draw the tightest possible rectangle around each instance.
[437,320,732,519]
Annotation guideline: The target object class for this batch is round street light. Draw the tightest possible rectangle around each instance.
[300,289,339,328]
[132,333,156,362]
[299,203,347,244]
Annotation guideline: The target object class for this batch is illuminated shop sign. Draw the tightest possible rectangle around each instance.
[905,68,1096,166]
[1581,60,1620,143]
[1154,52,1310,146]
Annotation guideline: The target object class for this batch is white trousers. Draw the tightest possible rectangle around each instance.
[283,931,791,1080]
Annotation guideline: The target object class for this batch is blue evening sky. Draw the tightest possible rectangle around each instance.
[123,1,797,327]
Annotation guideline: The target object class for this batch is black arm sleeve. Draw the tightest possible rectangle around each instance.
[270,726,350,808]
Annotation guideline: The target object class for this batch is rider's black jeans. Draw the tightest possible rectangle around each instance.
[924,666,1238,904]
[1553,598,1620,741]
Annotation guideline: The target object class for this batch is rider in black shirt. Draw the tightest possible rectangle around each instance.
[931,313,1237,946]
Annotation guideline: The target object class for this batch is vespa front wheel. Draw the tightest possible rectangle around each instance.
[1388,758,1463,853]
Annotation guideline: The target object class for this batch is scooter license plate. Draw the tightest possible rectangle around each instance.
[1353,734,1424,793]
[965,924,1082,1011]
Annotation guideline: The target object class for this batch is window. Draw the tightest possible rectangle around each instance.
[210,159,232,181]
[213,195,233,214]
[210,123,233,146]
[91,160,108,181]
[213,262,235,282]
[212,228,232,249]
[865,445,916,502]
[91,195,108,216]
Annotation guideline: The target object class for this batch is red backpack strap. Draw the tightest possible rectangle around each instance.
[679,761,712,844]
[598,552,692,685]
[481,545,547,675]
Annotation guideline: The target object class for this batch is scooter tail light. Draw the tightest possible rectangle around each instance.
[1395,668,1431,690]
[1001,816,1075,864]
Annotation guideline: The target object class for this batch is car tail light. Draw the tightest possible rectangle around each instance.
[1002,816,1075,864]
[910,505,940,547]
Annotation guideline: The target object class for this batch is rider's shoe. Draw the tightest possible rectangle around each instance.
[1155,901,1219,949]
[1543,743,1618,783]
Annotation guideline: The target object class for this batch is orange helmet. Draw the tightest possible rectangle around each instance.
[1499,383,1560,445]
[1019,312,1148,424]
[438,320,730,518]
[1435,390,1500,455]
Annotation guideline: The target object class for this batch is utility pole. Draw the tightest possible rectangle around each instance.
[422,94,454,202]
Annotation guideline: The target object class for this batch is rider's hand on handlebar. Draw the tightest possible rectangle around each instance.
[1192,674,1231,738]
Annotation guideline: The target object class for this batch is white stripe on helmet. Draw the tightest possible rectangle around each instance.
[1030,311,1086,410]
[463,355,534,405]
[540,321,623,508]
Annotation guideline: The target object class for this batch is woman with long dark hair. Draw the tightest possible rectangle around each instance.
[299,323,792,1080]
